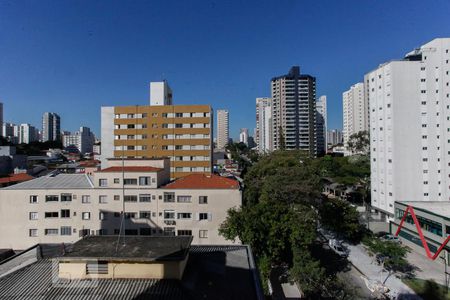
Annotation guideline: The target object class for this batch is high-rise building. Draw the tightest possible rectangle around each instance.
[42,112,61,142]
[18,123,39,144]
[368,38,450,217]
[101,105,213,179]
[2,122,16,143]
[316,95,327,155]
[216,109,229,150]
[0,102,3,136]
[255,97,272,153]
[271,66,317,156]
[63,127,95,154]
[150,81,173,106]
[326,129,343,146]
[239,128,249,145]
[342,83,368,148]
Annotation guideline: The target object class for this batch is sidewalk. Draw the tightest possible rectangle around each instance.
[406,249,447,286]
[345,243,421,299]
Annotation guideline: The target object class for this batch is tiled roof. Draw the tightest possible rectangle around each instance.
[0,173,33,185]
[98,166,162,173]
[164,174,239,189]
[2,174,94,190]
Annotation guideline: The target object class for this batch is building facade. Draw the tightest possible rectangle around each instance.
[327,129,343,147]
[0,102,3,135]
[368,38,450,217]
[216,109,229,150]
[342,82,368,148]
[239,128,249,145]
[63,126,95,154]
[316,95,327,155]
[271,66,317,156]
[0,158,241,250]
[18,123,39,144]
[150,81,173,106]
[255,97,272,153]
[101,105,213,179]
[42,112,61,142]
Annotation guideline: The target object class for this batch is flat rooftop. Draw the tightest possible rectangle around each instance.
[397,201,450,219]
[61,236,192,262]
[0,244,263,300]
[1,173,94,190]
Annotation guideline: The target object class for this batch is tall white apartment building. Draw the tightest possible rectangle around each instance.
[342,83,369,147]
[18,123,39,144]
[239,128,249,145]
[63,126,95,154]
[316,95,327,155]
[327,129,343,146]
[42,112,61,142]
[255,97,272,153]
[216,109,229,149]
[0,158,242,249]
[150,81,173,106]
[271,66,317,156]
[368,38,450,217]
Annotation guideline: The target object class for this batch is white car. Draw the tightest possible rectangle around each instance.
[382,234,402,244]
[329,239,348,257]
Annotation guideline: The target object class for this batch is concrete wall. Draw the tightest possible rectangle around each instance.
[100,107,114,169]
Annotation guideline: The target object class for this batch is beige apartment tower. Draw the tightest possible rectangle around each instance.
[101,105,213,179]
[216,109,229,150]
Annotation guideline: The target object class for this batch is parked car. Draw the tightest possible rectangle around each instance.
[381,234,402,244]
[329,239,348,257]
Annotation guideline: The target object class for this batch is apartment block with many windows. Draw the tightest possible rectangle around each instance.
[0,158,241,250]
[101,105,213,179]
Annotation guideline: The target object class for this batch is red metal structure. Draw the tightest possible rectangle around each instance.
[395,205,450,260]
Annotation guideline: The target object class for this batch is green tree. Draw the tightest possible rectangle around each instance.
[347,130,370,155]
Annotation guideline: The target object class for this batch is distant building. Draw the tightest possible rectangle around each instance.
[216,109,229,150]
[0,146,27,175]
[316,95,327,155]
[255,97,272,153]
[0,158,241,249]
[239,128,249,145]
[42,112,61,142]
[2,122,18,144]
[18,123,39,144]
[93,143,101,155]
[0,102,3,136]
[368,38,450,217]
[271,66,317,155]
[150,81,173,106]
[342,83,368,148]
[63,126,95,154]
[327,129,343,147]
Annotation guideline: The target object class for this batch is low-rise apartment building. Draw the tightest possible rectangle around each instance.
[0,158,241,250]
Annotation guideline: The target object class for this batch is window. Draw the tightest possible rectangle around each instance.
[175,113,183,117]
[114,178,120,184]
[99,195,107,204]
[178,230,192,236]
[178,212,192,219]
[199,230,208,238]
[114,195,120,201]
[86,261,108,275]
[124,178,137,185]
[30,195,38,203]
[61,209,70,218]
[124,212,136,219]
[164,192,175,202]
[164,210,175,219]
[82,195,91,203]
[45,212,58,218]
[29,229,38,237]
[60,226,72,236]
[127,113,135,118]
[29,212,38,220]
[175,123,183,128]
[45,195,58,202]
[199,213,209,220]
[127,135,135,140]
[124,195,138,202]
[127,124,135,129]
[139,194,151,202]
[139,211,151,219]
[99,179,107,187]
[61,194,72,202]
[82,212,91,220]
[99,212,107,220]
[177,195,192,203]
[139,177,151,185]
[45,229,58,236]
[114,212,121,217]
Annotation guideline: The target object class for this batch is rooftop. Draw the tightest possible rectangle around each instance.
[60,236,192,262]
[397,201,450,219]
[97,166,162,173]
[164,173,240,189]
[2,173,93,190]
[0,244,263,300]
[0,173,33,185]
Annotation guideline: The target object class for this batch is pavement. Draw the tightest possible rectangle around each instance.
[406,249,447,286]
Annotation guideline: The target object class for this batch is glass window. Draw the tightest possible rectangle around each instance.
[60,226,72,236]
[29,229,38,237]
[82,212,91,220]
[124,212,136,219]
[199,230,208,238]
[164,210,175,219]
[61,209,70,218]
[29,212,38,220]
[139,177,151,186]
[177,212,192,219]
[177,195,191,203]
[99,195,107,203]
[99,179,107,187]
[61,194,72,202]
[164,192,175,202]
[45,229,58,236]
[199,213,208,220]
[139,194,151,202]
[114,178,120,184]
[45,195,59,202]
[45,212,58,218]
[199,196,208,204]
[99,212,107,220]
[177,230,192,236]
[82,195,91,203]
[30,195,38,203]
[139,211,151,219]
[124,195,138,202]
[124,178,137,185]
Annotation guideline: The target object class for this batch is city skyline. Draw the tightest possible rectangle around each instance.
[2,1,450,139]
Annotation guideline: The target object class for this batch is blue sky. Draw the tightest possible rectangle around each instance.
[1,0,450,139]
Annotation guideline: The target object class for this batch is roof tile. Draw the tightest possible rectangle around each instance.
[164,174,239,189]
